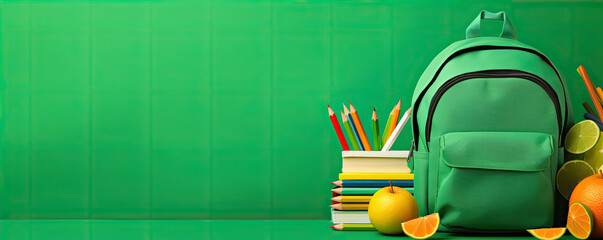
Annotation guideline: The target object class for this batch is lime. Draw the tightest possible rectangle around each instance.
[584,134,603,170]
[557,160,596,200]
[565,120,600,154]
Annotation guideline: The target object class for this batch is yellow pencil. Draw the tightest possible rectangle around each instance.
[382,107,411,151]
[329,203,369,211]
[331,195,372,203]
[349,102,372,151]
[386,99,402,141]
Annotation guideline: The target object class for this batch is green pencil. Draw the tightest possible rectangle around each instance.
[381,109,393,146]
[332,224,375,231]
[341,111,360,151]
[372,108,381,150]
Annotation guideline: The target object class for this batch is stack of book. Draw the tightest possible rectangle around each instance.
[330,151,413,231]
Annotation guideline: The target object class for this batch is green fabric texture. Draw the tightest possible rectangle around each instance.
[410,11,573,232]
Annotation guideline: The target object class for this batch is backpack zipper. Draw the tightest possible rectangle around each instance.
[424,70,562,146]
[412,46,568,148]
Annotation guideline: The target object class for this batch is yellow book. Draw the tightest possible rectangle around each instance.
[331,195,372,203]
[339,172,414,180]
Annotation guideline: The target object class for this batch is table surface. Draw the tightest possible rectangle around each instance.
[0,220,575,240]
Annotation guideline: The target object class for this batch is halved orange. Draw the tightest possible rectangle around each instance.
[401,213,439,239]
[527,228,566,240]
[567,202,593,239]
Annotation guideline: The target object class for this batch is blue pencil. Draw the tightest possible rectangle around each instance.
[332,180,413,188]
[343,104,364,150]
[584,112,603,130]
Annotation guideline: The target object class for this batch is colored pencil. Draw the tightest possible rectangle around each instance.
[331,195,372,203]
[598,87,603,103]
[597,87,603,106]
[341,111,360,151]
[382,107,411,151]
[584,113,603,130]
[381,109,394,146]
[577,65,603,120]
[329,203,368,211]
[332,187,414,195]
[584,102,597,117]
[327,105,350,151]
[331,180,413,188]
[344,104,364,150]
[349,102,372,151]
[386,99,402,141]
[331,224,375,231]
[372,108,381,150]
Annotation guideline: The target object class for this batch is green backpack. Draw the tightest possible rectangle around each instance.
[410,10,573,232]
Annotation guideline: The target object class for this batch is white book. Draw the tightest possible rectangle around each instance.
[342,150,410,173]
[331,209,370,224]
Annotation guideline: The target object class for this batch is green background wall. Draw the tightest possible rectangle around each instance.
[0,0,602,220]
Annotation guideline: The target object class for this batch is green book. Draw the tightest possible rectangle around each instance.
[335,187,414,195]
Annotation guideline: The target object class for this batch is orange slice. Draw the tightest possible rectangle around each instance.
[567,202,593,239]
[401,213,439,239]
[527,228,566,240]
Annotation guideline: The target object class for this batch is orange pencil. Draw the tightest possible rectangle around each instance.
[386,99,402,141]
[596,87,603,106]
[327,105,350,151]
[348,102,372,151]
[578,65,603,120]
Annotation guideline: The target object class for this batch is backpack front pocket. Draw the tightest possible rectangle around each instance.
[434,131,555,231]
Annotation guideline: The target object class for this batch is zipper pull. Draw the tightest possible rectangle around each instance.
[408,140,415,163]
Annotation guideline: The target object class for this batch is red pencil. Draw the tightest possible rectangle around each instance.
[578,65,603,121]
[328,105,350,151]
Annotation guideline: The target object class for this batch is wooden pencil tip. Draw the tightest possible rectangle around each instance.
[330,225,335,229]
[349,102,355,112]
[343,104,350,114]
[327,105,334,115]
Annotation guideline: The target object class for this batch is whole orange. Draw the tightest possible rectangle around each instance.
[569,172,603,238]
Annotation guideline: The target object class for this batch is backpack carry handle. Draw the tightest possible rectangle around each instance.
[466,10,516,39]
